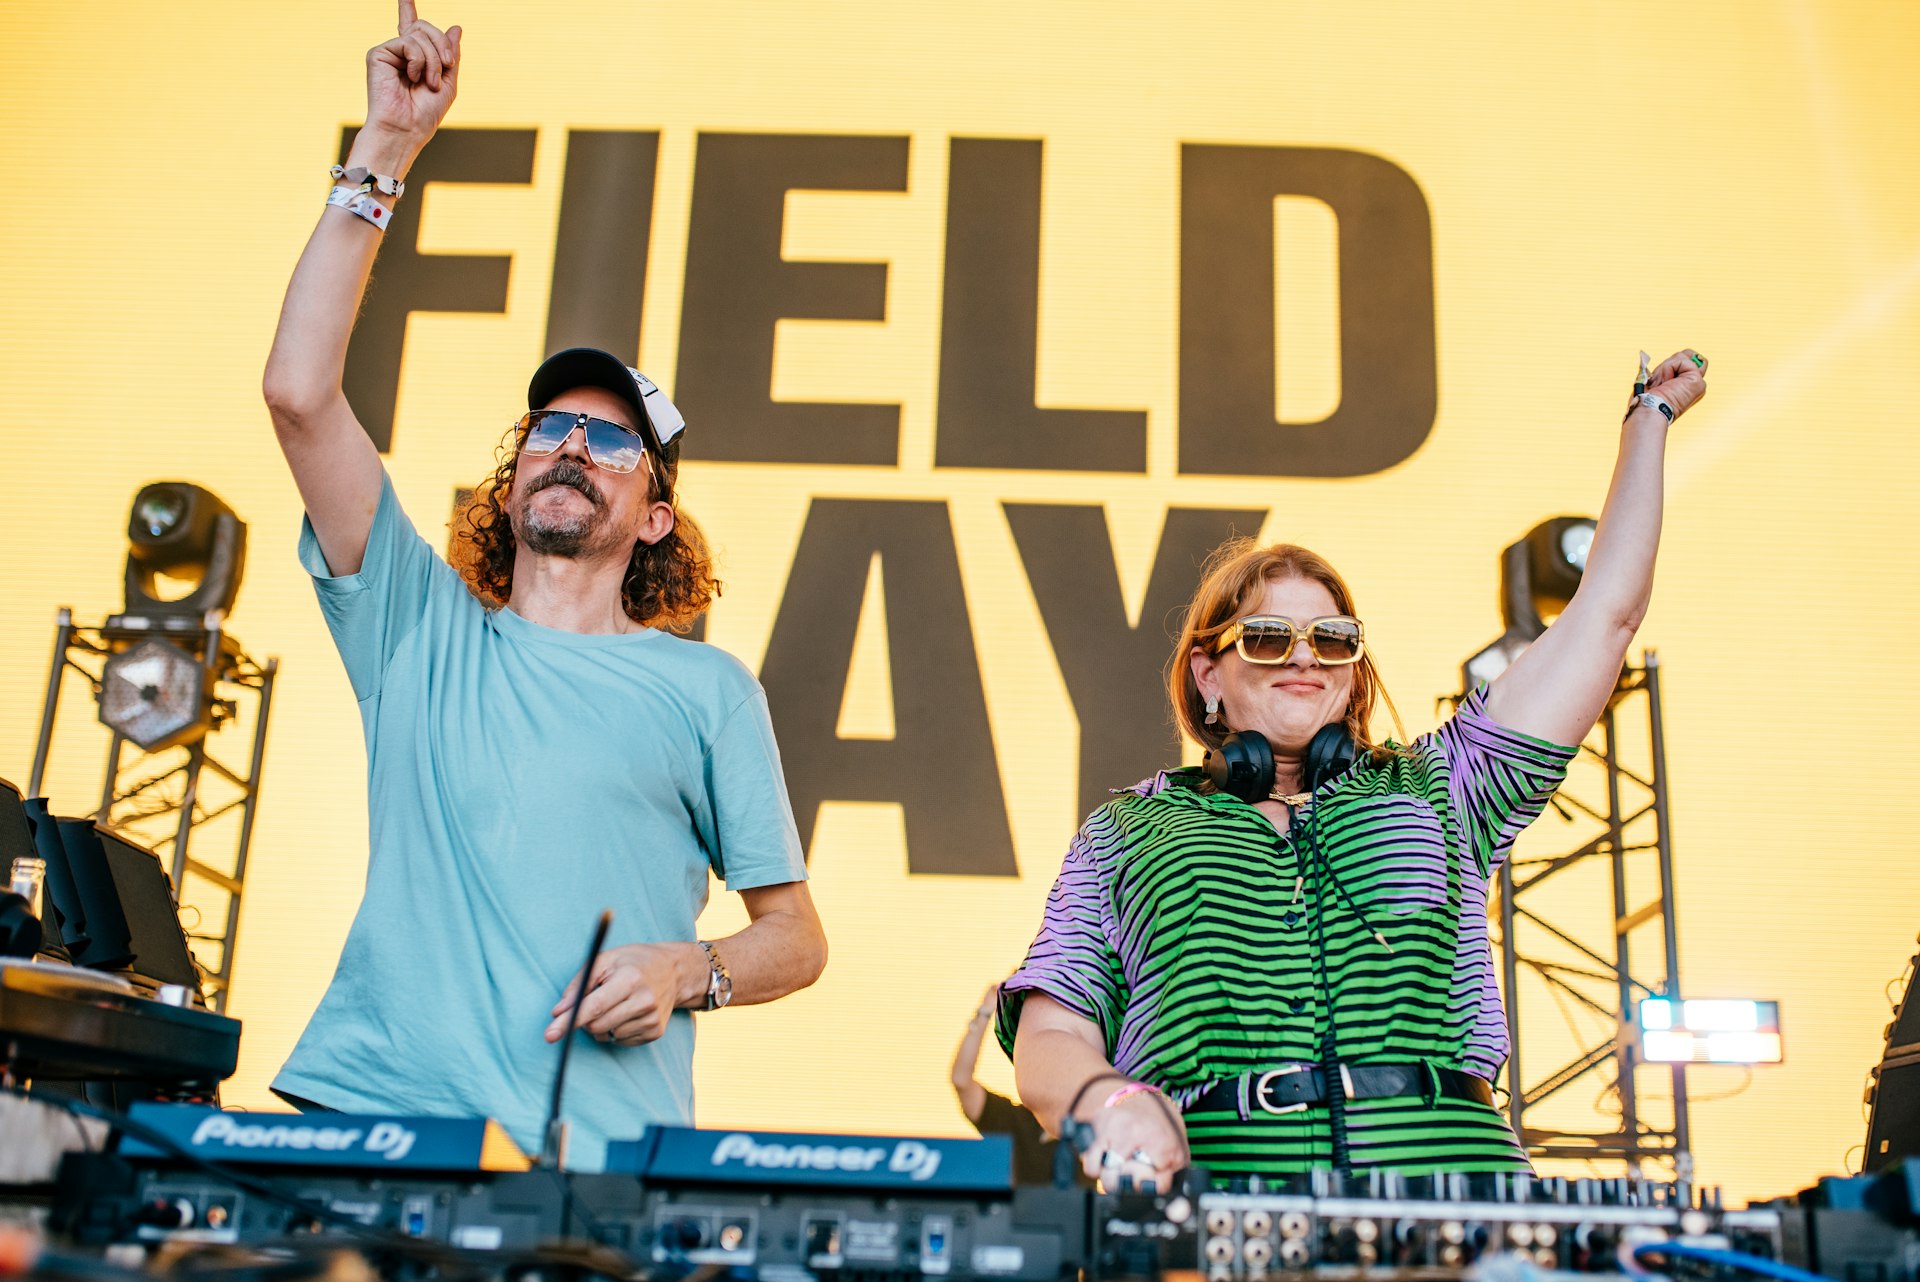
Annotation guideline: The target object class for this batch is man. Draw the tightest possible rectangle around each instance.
[261,1,825,1168]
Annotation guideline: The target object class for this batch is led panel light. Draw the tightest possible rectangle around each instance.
[1683,999,1762,1032]
[1636,998,1783,1064]
[1705,1032,1783,1064]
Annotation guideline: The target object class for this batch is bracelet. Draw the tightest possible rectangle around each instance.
[325,184,392,231]
[1103,1081,1166,1109]
[329,164,406,198]
[1062,1071,1129,1131]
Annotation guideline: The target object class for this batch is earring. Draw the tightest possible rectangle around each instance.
[1204,697,1220,726]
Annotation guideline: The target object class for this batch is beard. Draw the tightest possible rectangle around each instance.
[511,457,623,559]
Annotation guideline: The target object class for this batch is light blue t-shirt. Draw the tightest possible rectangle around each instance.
[273,475,807,1169]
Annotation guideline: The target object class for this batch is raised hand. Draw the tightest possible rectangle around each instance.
[1644,348,1709,419]
[363,0,462,148]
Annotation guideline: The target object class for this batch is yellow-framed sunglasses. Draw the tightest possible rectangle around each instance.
[1214,614,1366,666]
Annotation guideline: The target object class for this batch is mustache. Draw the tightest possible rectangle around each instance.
[524,457,605,507]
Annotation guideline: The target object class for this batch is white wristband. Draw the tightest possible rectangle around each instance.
[329,164,406,198]
[1632,391,1675,424]
[326,184,392,231]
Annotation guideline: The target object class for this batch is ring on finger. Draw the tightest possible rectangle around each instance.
[1100,1150,1121,1168]
[1129,1148,1155,1165]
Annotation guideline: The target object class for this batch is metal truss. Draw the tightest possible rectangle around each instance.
[28,607,278,1014]
[1494,652,1691,1178]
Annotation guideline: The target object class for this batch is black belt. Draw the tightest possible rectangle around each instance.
[1188,1062,1494,1120]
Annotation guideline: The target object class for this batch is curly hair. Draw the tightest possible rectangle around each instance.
[451,432,719,633]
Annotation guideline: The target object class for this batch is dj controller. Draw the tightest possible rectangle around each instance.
[40,1108,1920,1282]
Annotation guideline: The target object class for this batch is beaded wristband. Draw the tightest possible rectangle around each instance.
[326,184,392,231]
[1102,1081,1166,1110]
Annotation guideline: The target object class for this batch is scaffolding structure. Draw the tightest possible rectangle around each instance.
[1495,651,1691,1177]
[28,607,277,1014]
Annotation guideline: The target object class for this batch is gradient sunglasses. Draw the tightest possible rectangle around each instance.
[514,410,653,477]
[1214,614,1365,666]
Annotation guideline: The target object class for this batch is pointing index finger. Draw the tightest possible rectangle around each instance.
[398,0,419,34]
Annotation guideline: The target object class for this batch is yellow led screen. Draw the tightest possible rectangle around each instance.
[3,1,1919,1204]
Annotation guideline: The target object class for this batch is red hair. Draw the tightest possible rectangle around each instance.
[1168,538,1406,753]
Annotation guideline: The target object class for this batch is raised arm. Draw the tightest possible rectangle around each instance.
[950,984,1001,1122]
[1483,349,1708,745]
[261,0,461,576]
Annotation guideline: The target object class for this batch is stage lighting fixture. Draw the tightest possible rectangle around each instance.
[1637,997,1784,1064]
[96,483,250,751]
[97,638,217,752]
[1461,515,1597,690]
[32,483,272,1014]
[114,482,248,626]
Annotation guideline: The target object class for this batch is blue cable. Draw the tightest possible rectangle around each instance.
[1632,1239,1832,1282]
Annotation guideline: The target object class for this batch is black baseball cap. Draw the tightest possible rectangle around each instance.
[527,347,688,458]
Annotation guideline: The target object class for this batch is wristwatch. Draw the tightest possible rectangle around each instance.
[698,940,733,1011]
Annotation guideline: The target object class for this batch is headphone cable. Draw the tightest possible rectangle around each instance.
[1299,798,1353,1176]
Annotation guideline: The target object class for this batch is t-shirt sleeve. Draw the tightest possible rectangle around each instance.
[1433,684,1580,878]
[297,472,453,702]
[995,813,1126,1061]
[700,687,808,889]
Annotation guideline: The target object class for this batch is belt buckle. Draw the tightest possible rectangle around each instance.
[1253,1065,1313,1115]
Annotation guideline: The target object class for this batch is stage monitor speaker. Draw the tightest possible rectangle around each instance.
[92,825,202,993]
[0,782,202,997]
[1865,941,1920,1173]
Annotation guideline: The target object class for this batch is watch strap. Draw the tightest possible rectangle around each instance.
[698,939,732,1011]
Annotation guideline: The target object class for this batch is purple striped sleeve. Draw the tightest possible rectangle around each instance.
[1434,685,1580,878]
[994,815,1127,1061]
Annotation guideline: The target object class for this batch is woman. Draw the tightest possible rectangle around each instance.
[996,351,1707,1188]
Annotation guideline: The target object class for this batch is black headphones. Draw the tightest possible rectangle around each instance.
[1203,722,1358,804]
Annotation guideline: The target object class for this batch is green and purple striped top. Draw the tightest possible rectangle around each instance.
[996,687,1578,1175]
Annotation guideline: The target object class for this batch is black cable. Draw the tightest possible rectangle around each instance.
[541,908,616,1245]
[1295,800,1390,952]
[1298,792,1353,1176]
[1059,1069,1129,1142]
[543,907,613,1166]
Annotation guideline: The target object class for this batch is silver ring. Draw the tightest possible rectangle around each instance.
[1129,1148,1155,1165]
[1100,1150,1121,1167]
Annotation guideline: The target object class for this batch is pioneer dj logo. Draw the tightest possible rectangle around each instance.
[188,1115,419,1162]
[709,1132,943,1182]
